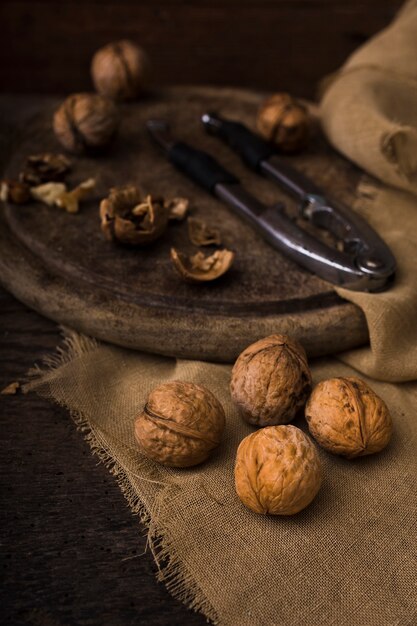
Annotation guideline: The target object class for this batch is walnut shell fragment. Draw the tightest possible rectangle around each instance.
[187,217,221,246]
[257,93,310,153]
[235,425,322,515]
[305,377,393,458]
[230,334,312,427]
[170,248,234,283]
[134,381,225,467]
[100,185,169,245]
[53,93,119,154]
[165,197,189,222]
[20,153,71,186]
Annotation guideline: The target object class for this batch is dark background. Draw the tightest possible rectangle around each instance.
[0,0,403,98]
[0,2,403,626]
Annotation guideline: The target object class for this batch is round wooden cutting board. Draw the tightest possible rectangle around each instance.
[0,87,368,361]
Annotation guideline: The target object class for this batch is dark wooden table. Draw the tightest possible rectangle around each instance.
[0,286,205,626]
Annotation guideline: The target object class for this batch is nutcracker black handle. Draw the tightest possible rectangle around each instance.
[201,112,275,170]
[167,142,238,194]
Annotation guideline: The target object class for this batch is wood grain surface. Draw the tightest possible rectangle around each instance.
[0,286,206,626]
[0,1,402,99]
[0,88,368,362]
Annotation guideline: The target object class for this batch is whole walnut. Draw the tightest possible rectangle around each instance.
[53,93,119,154]
[257,93,310,153]
[91,40,150,101]
[134,381,225,467]
[235,425,322,515]
[230,334,312,427]
[305,377,393,459]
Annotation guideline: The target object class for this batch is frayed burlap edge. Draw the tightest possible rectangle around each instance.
[23,329,218,625]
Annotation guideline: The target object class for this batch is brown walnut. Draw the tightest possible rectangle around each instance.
[134,381,225,467]
[235,425,322,515]
[91,40,150,101]
[20,153,71,186]
[230,334,312,427]
[305,377,393,458]
[0,179,31,204]
[53,93,119,154]
[257,93,310,153]
[100,186,169,245]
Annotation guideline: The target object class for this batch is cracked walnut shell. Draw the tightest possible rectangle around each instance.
[305,377,393,458]
[230,334,312,427]
[53,93,119,154]
[100,186,168,245]
[134,381,225,467]
[235,425,322,515]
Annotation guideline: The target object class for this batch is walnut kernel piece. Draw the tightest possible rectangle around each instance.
[100,185,168,245]
[134,381,225,467]
[31,182,67,206]
[21,153,71,186]
[230,334,312,427]
[257,93,310,153]
[187,217,221,246]
[91,40,151,101]
[305,377,393,458]
[56,178,96,214]
[165,197,189,221]
[235,425,322,515]
[1,381,20,395]
[171,248,234,283]
[53,93,119,154]
[0,180,31,204]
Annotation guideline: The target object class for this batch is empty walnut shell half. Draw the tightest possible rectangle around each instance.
[100,186,169,245]
[257,93,310,153]
[171,248,234,283]
[231,334,312,427]
[134,381,225,467]
[53,93,119,154]
[305,377,393,458]
[91,40,151,101]
[235,425,322,515]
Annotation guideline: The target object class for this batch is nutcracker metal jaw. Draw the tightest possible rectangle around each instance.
[147,115,396,292]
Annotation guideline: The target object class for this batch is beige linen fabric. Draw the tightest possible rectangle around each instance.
[25,3,417,624]
[320,0,417,196]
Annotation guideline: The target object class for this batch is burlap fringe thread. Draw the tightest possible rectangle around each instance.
[24,330,219,625]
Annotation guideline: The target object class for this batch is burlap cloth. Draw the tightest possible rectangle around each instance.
[25,4,417,625]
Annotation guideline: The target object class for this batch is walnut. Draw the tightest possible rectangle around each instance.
[230,334,312,427]
[53,93,119,154]
[31,182,67,206]
[187,217,221,246]
[0,179,31,204]
[235,425,322,515]
[134,381,225,467]
[257,93,310,153]
[20,153,71,186]
[305,377,393,458]
[100,185,169,245]
[170,248,234,283]
[91,40,150,101]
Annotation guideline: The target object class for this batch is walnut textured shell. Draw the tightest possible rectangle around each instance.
[53,93,119,154]
[305,377,393,459]
[134,381,225,467]
[257,93,310,153]
[230,334,312,426]
[91,40,150,101]
[235,425,322,515]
